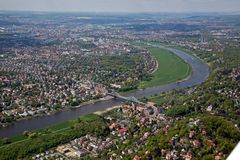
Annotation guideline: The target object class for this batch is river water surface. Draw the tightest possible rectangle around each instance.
[0,45,209,137]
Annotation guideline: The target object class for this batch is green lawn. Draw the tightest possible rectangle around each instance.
[78,113,101,122]
[139,47,192,88]
[147,96,168,106]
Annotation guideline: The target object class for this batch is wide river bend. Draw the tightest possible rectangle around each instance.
[0,45,209,137]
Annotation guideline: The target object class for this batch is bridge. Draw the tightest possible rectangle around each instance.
[107,92,145,105]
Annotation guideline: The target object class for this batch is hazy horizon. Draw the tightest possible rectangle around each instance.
[0,0,240,13]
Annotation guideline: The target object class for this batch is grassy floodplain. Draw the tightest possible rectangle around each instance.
[0,114,108,159]
[139,47,192,89]
[0,114,100,148]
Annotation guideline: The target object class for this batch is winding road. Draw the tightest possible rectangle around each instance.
[0,45,209,138]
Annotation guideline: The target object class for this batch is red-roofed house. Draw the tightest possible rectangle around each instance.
[118,128,128,133]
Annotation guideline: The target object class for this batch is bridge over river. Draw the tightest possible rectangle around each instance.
[0,44,209,137]
[106,92,145,105]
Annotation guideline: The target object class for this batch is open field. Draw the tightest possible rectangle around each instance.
[147,95,168,106]
[139,47,192,89]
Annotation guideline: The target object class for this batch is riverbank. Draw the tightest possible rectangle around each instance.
[139,47,192,89]
[94,105,121,115]
[0,95,114,128]
[0,113,100,148]
[0,46,190,129]
[0,45,209,138]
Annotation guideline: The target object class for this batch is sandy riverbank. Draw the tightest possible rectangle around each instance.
[94,105,121,115]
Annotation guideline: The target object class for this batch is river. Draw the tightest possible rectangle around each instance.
[0,45,209,138]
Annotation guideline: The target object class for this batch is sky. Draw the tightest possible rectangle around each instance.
[0,0,240,13]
